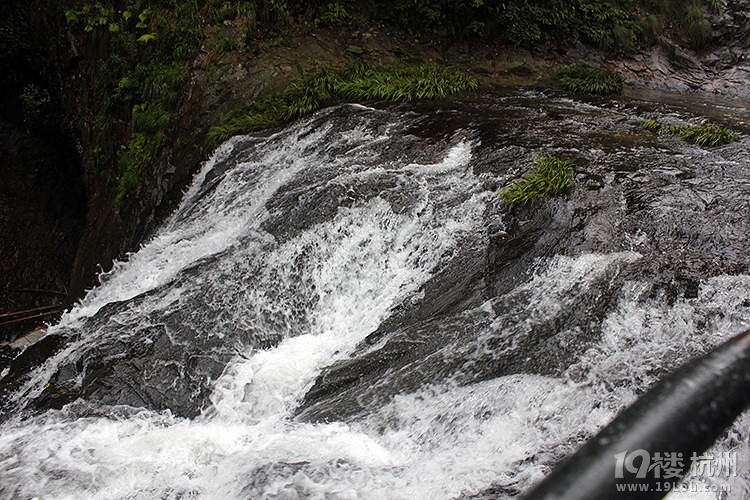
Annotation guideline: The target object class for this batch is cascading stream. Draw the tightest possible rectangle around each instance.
[0,90,749,499]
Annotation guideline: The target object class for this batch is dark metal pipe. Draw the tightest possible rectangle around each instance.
[522,329,750,499]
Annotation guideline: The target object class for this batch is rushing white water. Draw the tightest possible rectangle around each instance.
[1,100,749,499]
[2,270,748,499]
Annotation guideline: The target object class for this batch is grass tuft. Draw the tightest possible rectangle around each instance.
[207,62,478,146]
[683,6,712,49]
[637,119,738,146]
[555,64,624,95]
[499,155,576,206]
[637,119,662,132]
[665,124,687,136]
[678,122,738,146]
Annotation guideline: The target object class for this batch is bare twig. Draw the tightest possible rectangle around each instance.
[0,304,62,319]
[0,309,62,327]
[2,288,68,296]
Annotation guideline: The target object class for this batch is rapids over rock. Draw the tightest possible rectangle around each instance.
[0,88,749,499]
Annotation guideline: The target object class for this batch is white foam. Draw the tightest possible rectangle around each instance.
[3,103,749,499]
[2,262,749,499]
[209,148,488,421]
[59,120,340,326]
[405,140,473,174]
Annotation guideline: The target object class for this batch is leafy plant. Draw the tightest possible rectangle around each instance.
[499,155,576,206]
[211,29,239,54]
[555,64,624,95]
[636,119,662,132]
[117,128,166,203]
[678,122,738,146]
[19,83,51,124]
[497,3,542,46]
[65,2,112,33]
[338,63,478,101]
[636,119,738,146]
[600,23,637,56]
[706,0,724,13]
[137,33,157,44]
[665,124,686,135]
[683,6,711,49]
[316,2,351,26]
[634,14,663,45]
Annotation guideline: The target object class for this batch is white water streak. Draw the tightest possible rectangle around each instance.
[2,103,749,499]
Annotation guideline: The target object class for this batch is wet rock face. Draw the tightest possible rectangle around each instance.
[295,90,750,423]
[610,1,750,98]
[3,88,750,425]
[293,199,630,422]
[0,292,233,420]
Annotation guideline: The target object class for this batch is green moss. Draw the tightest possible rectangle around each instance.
[499,155,576,206]
[207,62,478,146]
[555,64,624,95]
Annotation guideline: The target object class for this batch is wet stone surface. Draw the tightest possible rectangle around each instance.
[295,89,750,422]
[2,88,749,428]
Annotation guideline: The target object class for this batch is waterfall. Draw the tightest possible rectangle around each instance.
[1,91,749,499]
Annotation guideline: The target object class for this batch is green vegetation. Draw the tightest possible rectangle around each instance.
[349,0,721,56]
[207,62,478,146]
[19,84,52,126]
[675,122,738,146]
[210,28,240,54]
[637,118,738,146]
[636,119,662,132]
[62,0,204,203]
[555,64,624,95]
[499,155,576,206]
[682,6,712,49]
[316,2,353,27]
[3,0,728,209]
